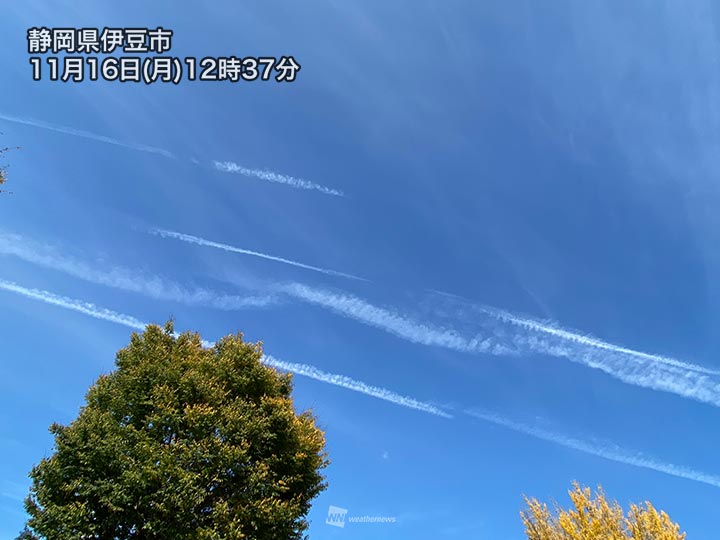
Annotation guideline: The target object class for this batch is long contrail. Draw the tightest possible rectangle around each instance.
[4,278,715,488]
[0,113,174,158]
[431,289,720,376]
[281,282,512,355]
[465,409,720,489]
[0,279,147,330]
[0,279,447,418]
[262,355,451,418]
[0,113,342,197]
[213,161,344,197]
[150,228,366,282]
[0,231,275,310]
[474,303,720,376]
[507,331,720,408]
[283,283,720,408]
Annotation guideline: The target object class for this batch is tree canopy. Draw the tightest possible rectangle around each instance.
[20,323,329,540]
[522,482,686,540]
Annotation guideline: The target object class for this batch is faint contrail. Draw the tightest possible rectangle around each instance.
[150,227,366,282]
[283,283,720,408]
[0,279,147,330]
[0,113,339,197]
[213,161,344,197]
[465,409,720,489]
[474,303,720,376]
[0,231,275,310]
[0,279,447,418]
[262,355,451,418]
[0,112,174,158]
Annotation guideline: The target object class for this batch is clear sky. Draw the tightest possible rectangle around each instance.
[2,1,720,538]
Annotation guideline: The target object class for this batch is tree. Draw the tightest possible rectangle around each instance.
[20,323,329,540]
[15,527,37,540]
[521,482,686,540]
[0,136,20,194]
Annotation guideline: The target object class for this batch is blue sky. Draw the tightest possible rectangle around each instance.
[2,1,720,538]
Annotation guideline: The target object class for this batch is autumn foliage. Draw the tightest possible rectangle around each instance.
[522,483,685,540]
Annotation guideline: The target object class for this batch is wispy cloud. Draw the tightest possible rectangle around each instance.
[283,283,720,408]
[0,112,174,158]
[0,279,147,330]
[281,282,512,355]
[150,228,366,281]
[3,279,717,489]
[465,409,720,489]
[472,303,720,376]
[262,354,451,418]
[504,330,720,408]
[1,479,30,503]
[213,161,344,197]
[0,279,445,419]
[0,113,340,197]
[0,231,275,310]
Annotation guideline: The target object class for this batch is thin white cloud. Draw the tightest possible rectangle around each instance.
[281,282,512,355]
[283,283,720,408]
[4,278,715,489]
[150,228,366,282]
[0,113,337,197]
[213,161,344,197]
[465,409,720,489]
[508,332,720,408]
[0,279,147,330]
[474,303,720,376]
[262,354,452,418]
[1,480,29,503]
[0,113,174,158]
[1,492,25,503]
[0,279,446,418]
[0,231,274,310]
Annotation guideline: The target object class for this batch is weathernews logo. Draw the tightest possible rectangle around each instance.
[325,505,396,529]
[326,506,348,528]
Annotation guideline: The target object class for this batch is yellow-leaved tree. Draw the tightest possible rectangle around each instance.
[521,483,686,540]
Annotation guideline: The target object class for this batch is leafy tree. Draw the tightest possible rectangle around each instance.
[15,527,37,540]
[20,323,329,540]
[521,482,686,540]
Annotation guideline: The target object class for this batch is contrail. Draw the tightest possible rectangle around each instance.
[431,289,720,376]
[0,279,147,330]
[213,161,344,197]
[0,279,447,418]
[281,282,511,355]
[283,283,720,408]
[474,303,720,376]
[150,228,366,282]
[0,113,174,158]
[0,113,340,198]
[4,278,714,487]
[465,409,720,489]
[262,355,451,418]
[0,231,275,310]
[509,332,720,408]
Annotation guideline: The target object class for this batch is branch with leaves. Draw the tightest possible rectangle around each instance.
[0,136,20,194]
[522,482,686,540]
